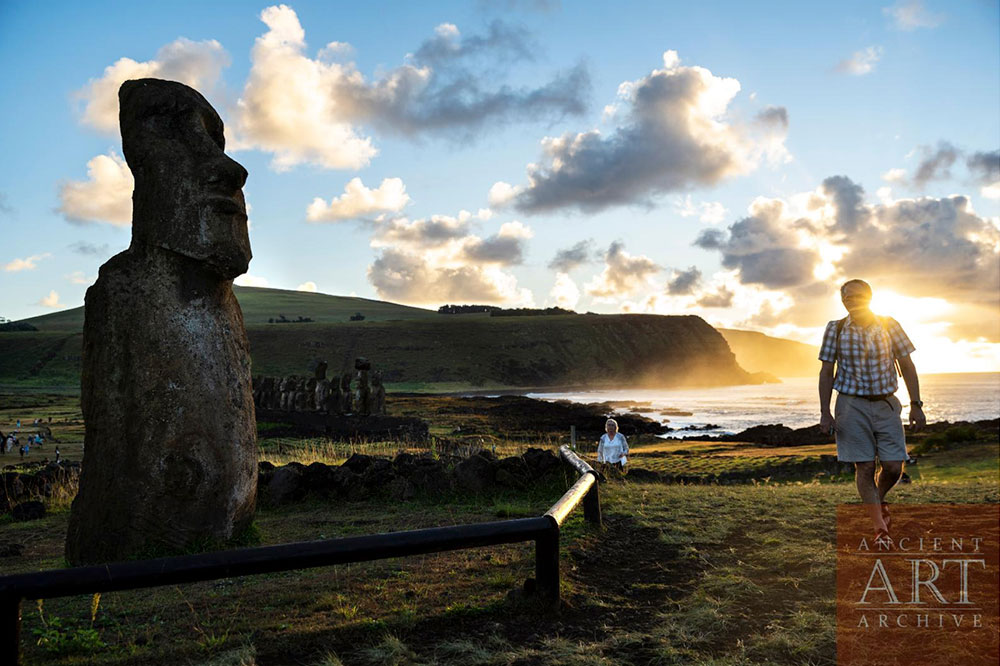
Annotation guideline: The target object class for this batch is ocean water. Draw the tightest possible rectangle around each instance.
[527,373,1000,436]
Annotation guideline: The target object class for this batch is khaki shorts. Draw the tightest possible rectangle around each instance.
[834,393,907,462]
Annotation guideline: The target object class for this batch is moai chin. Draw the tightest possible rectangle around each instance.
[66,79,257,564]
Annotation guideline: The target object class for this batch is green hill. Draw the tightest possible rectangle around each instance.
[719,328,819,378]
[18,286,437,333]
[3,287,761,390]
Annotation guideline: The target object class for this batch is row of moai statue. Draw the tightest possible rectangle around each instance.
[252,358,386,416]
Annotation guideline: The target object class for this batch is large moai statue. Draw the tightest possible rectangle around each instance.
[66,79,257,564]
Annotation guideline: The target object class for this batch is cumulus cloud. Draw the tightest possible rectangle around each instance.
[882,144,997,189]
[665,266,702,295]
[371,208,491,248]
[234,274,270,287]
[881,168,907,183]
[585,241,660,300]
[913,141,960,187]
[696,286,734,308]
[694,175,1000,340]
[37,290,65,308]
[75,38,230,133]
[966,150,1000,185]
[306,177,410,222]
[548,272,580,309]
[674,195,727,224]
[694,198,820,288]
[58,152,134,226]
[496,51,788,214]
[69,241,113,257]
[233,6,588,171]
[368,248,533,306]
[296,281,318,292]
[835,46,882,76]
[548,239,595,272]
[4,253,52,272]
[883,1,943,30]
[367,209,534,306]
[461,221,533,264]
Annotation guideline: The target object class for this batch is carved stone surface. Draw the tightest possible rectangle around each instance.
[66,79,256,564]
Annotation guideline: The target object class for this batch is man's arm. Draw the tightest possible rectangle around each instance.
[897,354,925,431]
[819,361,835,433]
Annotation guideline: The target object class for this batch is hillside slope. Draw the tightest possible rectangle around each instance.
[18,286,437,333]
[718,328,819,378]
[246,314,752,388]
[3,286,753,388]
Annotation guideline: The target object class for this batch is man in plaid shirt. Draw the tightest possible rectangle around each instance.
[818,279,926,539]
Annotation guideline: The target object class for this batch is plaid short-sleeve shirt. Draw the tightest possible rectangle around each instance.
[818,314,915,396]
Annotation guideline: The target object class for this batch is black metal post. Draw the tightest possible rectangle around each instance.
[535,516,560,607]
[1,594,20,666]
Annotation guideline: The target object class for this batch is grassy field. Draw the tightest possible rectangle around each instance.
[1,391,997,665]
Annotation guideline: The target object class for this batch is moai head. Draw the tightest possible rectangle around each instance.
[119,78,251,279]
[354,357,371,372]
[341,373,352,391]
[314,361,328,381]
[372,370,383,387]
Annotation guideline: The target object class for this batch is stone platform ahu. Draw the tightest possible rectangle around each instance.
[66,79,257,564]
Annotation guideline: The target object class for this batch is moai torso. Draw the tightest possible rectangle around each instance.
[66,79,256,565]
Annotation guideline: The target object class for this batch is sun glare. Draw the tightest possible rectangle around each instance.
[866,290,997,373]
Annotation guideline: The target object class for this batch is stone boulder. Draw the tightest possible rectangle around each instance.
[302,462,337,496]
[265,465,305,505]
[12,501,46,521]
[455,452,496,493]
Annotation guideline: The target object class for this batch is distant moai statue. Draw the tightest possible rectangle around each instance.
[293,378,308,411]
[340,372,353,413]
[372,370,386,415]
[355,357,372,416]
[314,361,328,380]
[305,377,317,411]
[66,79,256,564]
[315,377,330,412]
[278,376,292,411]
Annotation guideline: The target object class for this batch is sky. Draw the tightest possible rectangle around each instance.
[1,0,998,373]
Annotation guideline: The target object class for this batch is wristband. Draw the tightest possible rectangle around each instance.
[910,400,923,408]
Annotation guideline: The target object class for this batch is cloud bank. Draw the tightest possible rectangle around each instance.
[306,177,410,222]
[232,6,589,171]
[585,241,660,300]
[366,209,534,306]
[493,51,789,214]
[695,176,1000,340]
[75,38,230,133]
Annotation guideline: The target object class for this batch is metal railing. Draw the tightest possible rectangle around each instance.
[0,445,601,664]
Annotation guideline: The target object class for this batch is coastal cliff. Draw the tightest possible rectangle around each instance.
[6,289,755,389]
[246,313,753,388]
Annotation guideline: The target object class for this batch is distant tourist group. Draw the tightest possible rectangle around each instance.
[2,416,53,459]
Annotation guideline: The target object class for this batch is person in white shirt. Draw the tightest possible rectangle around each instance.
[597,418,629,475]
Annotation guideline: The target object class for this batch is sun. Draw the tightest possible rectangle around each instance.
[868,290,999,373]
